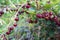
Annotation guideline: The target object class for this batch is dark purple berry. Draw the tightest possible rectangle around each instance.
[0,11,4,16]
[8,26,14,31]
[42,14,45,18]
[49,12,53,16]
[56,21,60,26]
[18,11,22,14]
[0,13,2,16]
[28,19,33,23]
[49,17,53,21]
[34,19,38,23]
[45,13,49,17]
[18,11,24,15]
[0,11,4,14]
[36,14,42,18]
[26,5,30,8]
[14,17,19,21]
[13,23,17,27]
[53,16,58,22]
[42,12,48,18]
[6,31,10,35]
[22,5,25,8]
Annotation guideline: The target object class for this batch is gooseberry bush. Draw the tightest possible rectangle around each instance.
[0,0,60,40]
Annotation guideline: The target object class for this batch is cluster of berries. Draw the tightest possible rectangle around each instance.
[36,12,60,26]
[6,16,19,35]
